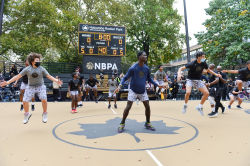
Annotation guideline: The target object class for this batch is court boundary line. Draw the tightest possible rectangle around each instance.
[104,102,117,114]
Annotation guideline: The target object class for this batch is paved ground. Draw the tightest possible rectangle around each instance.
[0,100,249,166]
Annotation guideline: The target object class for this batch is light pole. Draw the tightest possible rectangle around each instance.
[183,0,191,62]
[0,0,5,35]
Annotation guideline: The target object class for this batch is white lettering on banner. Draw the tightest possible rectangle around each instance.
[95,63,101,70]
[107,63,112,70]
[102,63,106,70]
[93,63,118,70]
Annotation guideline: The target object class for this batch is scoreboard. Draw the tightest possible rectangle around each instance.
[78,24,126,56]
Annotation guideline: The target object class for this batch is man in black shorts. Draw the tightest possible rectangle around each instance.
[177,51,220,116]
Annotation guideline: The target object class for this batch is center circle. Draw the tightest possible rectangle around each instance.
[52,114,199,151]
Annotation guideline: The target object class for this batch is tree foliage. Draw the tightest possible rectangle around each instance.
[195,0,250,68]
[0,0,184,66]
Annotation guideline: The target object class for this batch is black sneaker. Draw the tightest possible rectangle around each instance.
[108,104,111,109]
[114,104,117,109]
[95,99,98,103]
[222,107,225,114]
[236,105,242,109]
[31,105,35,111]
[144,122,156,131]
[118,123,125,133]
[208,111,218,118]
[20,104,24,111]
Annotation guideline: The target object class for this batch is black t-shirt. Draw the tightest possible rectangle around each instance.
[79,76,84,86]
[171,82,179,91]
[231,87,239,96]
[201,75,209,83]
[238,67,250,81]
[185,60,208,80]
[86,78,99,87]
[217,71,227,88]
[19,67,28,84]
[68,79,80,91]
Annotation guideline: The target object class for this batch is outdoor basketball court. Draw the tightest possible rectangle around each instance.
[0,100,249,166]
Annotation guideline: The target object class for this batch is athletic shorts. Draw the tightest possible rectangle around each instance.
[128,89,149,102]
[70,91,79,96]
[20,82,28,90]
[155,80,165,86]
[85,84,97,90]
[229,93,239,100]
[186,79,205,89]
[23,85,47,102]
[108,90,116,98]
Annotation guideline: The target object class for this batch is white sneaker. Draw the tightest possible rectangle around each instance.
[196,106,204,116]
[23,112,32,124]
[42,112,48,123]
[182,104,187,114]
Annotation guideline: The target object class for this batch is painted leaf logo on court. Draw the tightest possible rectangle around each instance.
[68,117,182,143]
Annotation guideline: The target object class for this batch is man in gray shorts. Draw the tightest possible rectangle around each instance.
[107,75,118,109]
[177,51,220,116]
[0,53,63,124]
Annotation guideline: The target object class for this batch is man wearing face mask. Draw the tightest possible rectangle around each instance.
[0,53,63,124]
[207,65,227,117]
[177,51,221,116]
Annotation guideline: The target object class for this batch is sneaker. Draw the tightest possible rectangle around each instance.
[145,122,156,131]
[222,107,225,114]
[20,104,24,111]
[23,112,32,124]
[182,104,187,114]
[228,105,231,109]
[108,104,111,109]
[118,123,125,133]
[71,109,77,113]
[208,111,218,118]
[95,99,98,103]
[31,105,35,111]
[196,106,204,116]
[114,104,117,109]
[42,112,48,123]
[236,105,242,109]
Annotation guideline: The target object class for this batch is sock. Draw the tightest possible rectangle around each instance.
[198,104,203,108]
[24,112,29,116]
[31,102,35,106]
[212,107,215,112]
[184,103,187,106]
[79,101,82,105]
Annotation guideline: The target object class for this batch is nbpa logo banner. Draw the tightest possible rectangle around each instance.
[82,55,121,74]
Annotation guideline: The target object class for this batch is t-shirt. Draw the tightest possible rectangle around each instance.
[217,71,227,88]
[120,63,158,94]
[154,70,166,81]
[108,79,118,91]
[201,75,209,83]
[86,78,99,87]
[231,87,239,96]
[185,60,208,80]
[20,66,49,86]
[19,67,28,84]
[238,67,250,81]
[68,79,80,91]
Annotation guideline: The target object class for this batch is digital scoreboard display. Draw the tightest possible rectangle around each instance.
[78,24,126,56]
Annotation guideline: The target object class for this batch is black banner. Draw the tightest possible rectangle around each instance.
[82,56,121,74]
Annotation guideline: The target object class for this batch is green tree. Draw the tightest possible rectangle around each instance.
[125,0,184,66]
[195,0,250,68]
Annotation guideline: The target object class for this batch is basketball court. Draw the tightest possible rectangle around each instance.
[0,100,249,166]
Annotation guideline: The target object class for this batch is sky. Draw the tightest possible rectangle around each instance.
[173,0,212,47]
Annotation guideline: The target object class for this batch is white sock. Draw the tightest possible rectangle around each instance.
[31,102,35,106]
[212,107,215,112]
[79,101,82,105]
[184,103,187,106]
[198,104,203,108]
[21,103,23,106]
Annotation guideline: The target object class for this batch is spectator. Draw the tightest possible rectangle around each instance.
[53,76,61,101]
[9,64,18,78]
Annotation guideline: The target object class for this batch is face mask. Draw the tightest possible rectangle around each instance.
[201,58,206,62]
[35,62,41,67]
